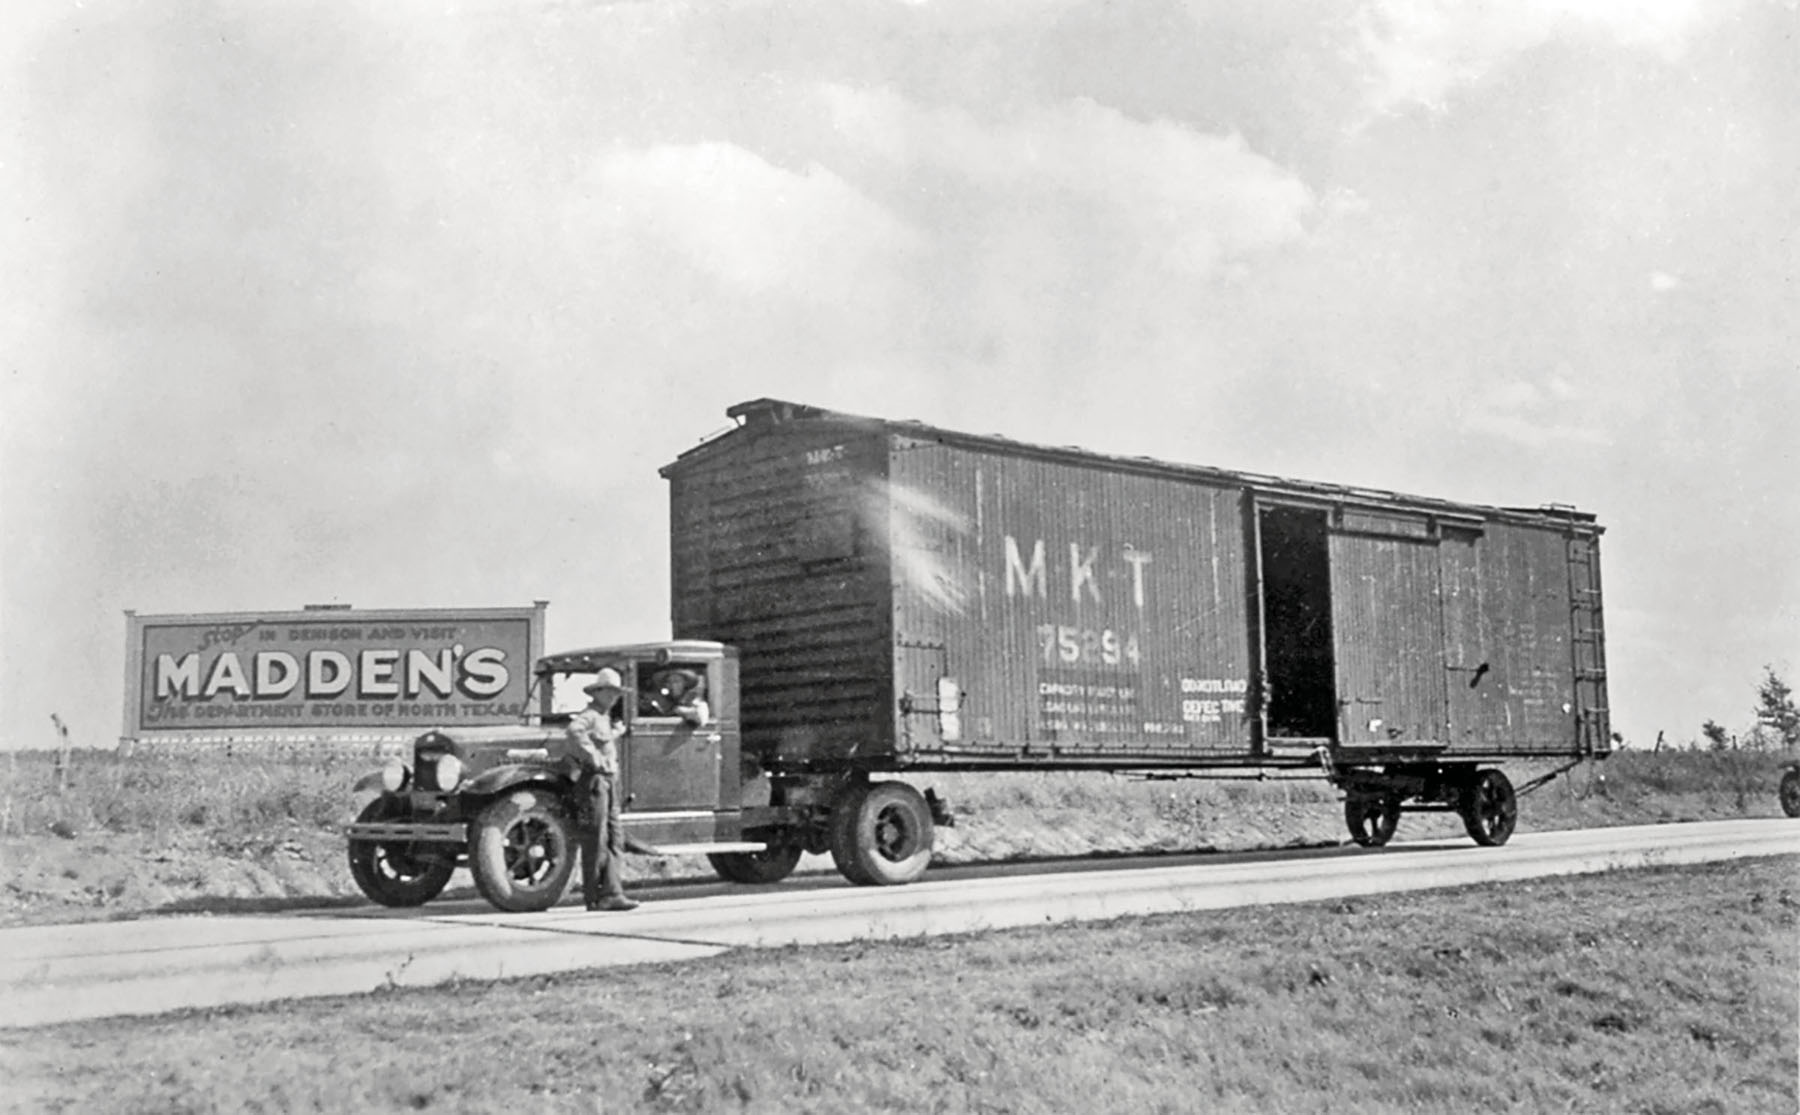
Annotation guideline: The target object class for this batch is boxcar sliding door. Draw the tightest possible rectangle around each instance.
[1328,510,1449,748]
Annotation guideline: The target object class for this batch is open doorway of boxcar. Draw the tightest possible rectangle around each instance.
[1257,506,1337,745]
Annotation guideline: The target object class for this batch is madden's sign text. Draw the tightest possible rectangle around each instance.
[123,605,545,737]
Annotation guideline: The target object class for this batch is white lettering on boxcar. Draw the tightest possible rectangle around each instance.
[1005,536,1047,598]
[1070,544,1100,603]
[1002,536,1154,610]
[1123,547,1153,608]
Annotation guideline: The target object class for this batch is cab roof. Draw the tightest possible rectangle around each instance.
[537,640,733,674]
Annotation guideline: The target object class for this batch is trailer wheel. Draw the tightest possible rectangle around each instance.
[1780,769,1800,819]
[1344,796,1401,847]
[1460,770,1518,846]
[347,798,457,907]
[830,781,934,886]
[470,789,577,912]
[708,836,803,885]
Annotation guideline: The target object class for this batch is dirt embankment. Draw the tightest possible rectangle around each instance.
[2,754,1791,928]
[0,792,1349,928]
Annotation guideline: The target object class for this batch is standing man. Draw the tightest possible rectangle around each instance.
[565,667,640,911]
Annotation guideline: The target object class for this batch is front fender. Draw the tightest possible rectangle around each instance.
[353,769,394,794]
[464,763,574,799]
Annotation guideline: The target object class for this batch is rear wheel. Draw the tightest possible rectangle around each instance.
[347,798,457,907]
[708,835,803,884]
[830,781,934,886]
[1780,769,1800,818]
[828,782,874,885]
[470,789,577,912]
[1344,795,1401,847]
[1460,769,1518,846]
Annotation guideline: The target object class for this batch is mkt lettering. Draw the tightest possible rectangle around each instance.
[1004,536,1153,607]
[154,645,512,703]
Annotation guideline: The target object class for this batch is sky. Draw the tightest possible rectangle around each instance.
[2,0,1795,752]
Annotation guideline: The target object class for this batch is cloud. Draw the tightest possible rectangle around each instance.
[824,85,1313,275]
[1461,378,1610,447]
[1355,0,1719,115]
[587,141,920,298]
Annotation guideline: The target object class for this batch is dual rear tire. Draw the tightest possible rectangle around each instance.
[708,838,804,884]
[830,781,934,886]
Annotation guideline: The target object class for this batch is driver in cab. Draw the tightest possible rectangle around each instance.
[642,667,710,726]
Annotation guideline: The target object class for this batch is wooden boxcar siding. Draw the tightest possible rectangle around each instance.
[668,424,896,764]
[885,436,1255,762]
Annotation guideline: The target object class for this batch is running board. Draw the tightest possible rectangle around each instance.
[627,841,768,857]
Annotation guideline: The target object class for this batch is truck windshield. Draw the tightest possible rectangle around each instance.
[522,664,638,726]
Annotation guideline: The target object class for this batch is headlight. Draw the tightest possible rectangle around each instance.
[432,753,465,793]
[380,758,409,792]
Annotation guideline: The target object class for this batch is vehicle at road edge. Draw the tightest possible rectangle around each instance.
[348,399,1613,911]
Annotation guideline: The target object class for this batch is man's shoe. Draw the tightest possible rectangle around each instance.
[594,896,640,912]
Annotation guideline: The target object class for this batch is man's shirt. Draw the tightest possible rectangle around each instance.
[564,706,622,777]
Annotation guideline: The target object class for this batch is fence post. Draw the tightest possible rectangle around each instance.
[50,714,72,794]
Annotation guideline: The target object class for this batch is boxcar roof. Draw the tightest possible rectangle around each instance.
[662,397,1601,532]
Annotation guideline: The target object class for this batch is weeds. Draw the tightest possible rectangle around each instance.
[1,745,1788,849]
[0,747,364,842]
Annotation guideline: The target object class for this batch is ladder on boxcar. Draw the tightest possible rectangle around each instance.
[1565,534,1610,754]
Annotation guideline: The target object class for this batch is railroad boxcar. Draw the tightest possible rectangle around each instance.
[664,397,1609,864]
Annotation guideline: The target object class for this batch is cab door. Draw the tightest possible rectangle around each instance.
[619,660,724,813]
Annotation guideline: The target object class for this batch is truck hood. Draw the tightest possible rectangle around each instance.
[425,724,563,749]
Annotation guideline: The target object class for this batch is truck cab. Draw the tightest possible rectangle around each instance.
[538,641,745,843]
[346,640,770,912]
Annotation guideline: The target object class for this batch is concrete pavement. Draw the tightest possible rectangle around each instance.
[3,818,1795,1029]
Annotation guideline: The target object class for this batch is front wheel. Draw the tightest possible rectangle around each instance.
[708,835,803,885]
[1461,769,1518,846]
[347,798,457,907]
[1345,795,1401,847]
[1779,769,1800,818]
[829,781,934,886]
[470,789,577,912]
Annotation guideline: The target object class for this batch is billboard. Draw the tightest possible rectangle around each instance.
[123,605,546,738]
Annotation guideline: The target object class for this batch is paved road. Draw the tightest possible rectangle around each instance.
[4,818,1795,1029]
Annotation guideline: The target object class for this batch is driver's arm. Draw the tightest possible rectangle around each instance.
[677,696,711,727]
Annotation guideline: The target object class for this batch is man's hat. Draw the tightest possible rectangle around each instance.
[584,667,625,694]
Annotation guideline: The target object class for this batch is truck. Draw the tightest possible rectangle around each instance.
[347,397,1612,911]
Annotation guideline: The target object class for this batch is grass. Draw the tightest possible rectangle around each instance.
[1,746,366,844]
[3,744,1791,844]
[0,856,1793,1113]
